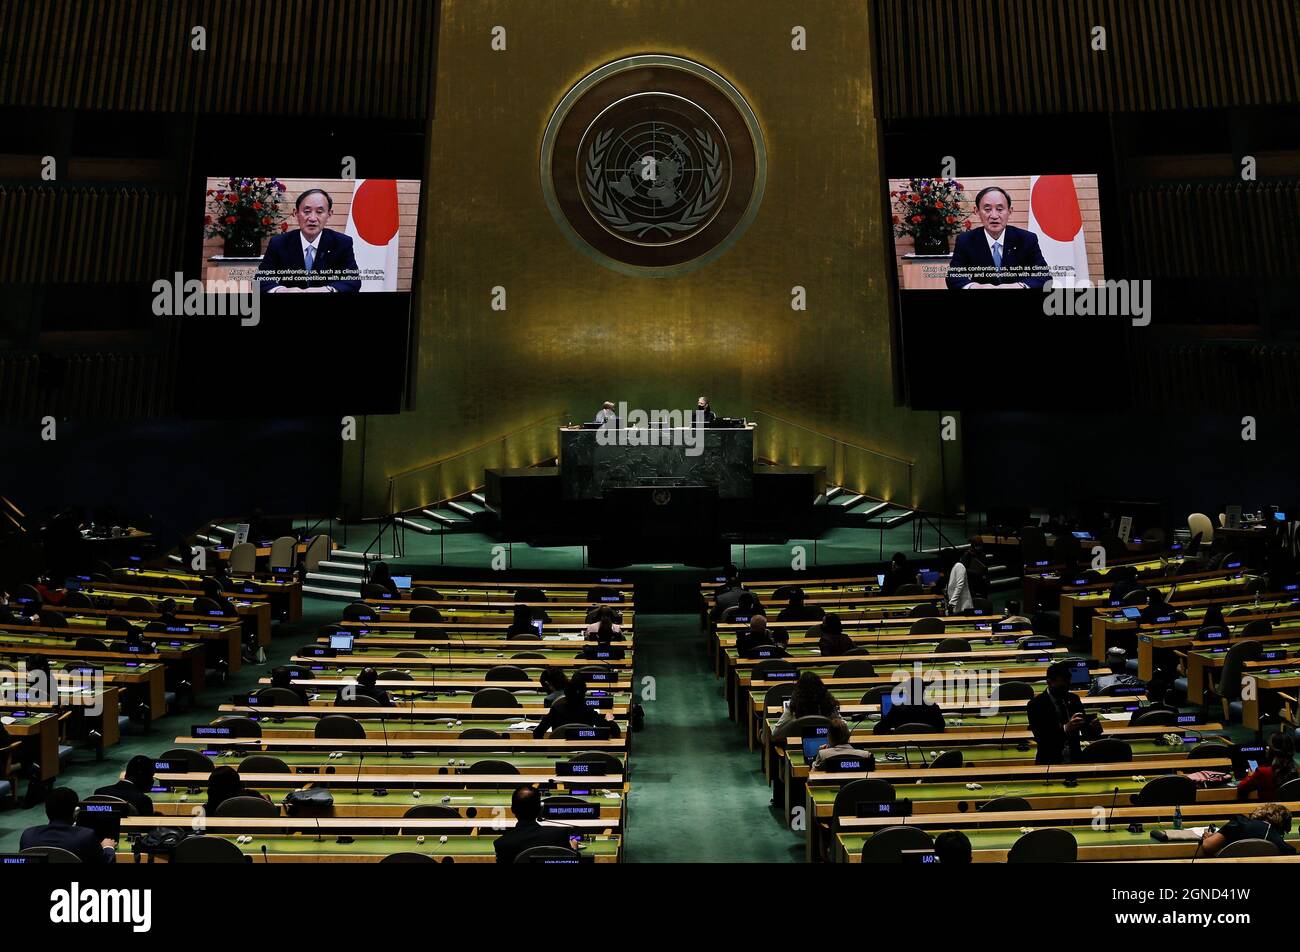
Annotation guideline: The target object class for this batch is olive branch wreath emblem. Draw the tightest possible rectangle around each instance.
[585,126,723,239]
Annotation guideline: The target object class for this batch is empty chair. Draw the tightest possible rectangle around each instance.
[106,615,132,631]
[908,603,942,618]
[895,584,923,595]
[212,716,261,738]
[861,826,935,863]
[160,577,191,590]
[909,617,945,636]
[410,587,442,600]
[402,804,459,819]
[228,542,257,574]
[1120,588,1150,606]
[926,749,963,770]
[569,750,623,773]
[472,687,519,708]
[267,535,297,574]
[991,681,1035,702]
[514,846,578,863]
[752,659,798,682]
[409,605,443,623]
[1187,512,1215,546]
[1217,838,1281,858]
[159,748,214,773]
[978,796,1032,812]
[378,669,413,682]
[889,721,942,735]
[832,778,897,825]
[395,651,427,658]
[933,637,971,653]
[342,602,376,622]
[459,727,503,739]
[314,715,366,739]
[1076,738,1133,763]
[361,583,392,600]
[1129,708,1177,726]
[1241,619,1273,640]
[192,596,225,616]
[126,596,155,613]
[11,583,42,606]
[380,852,437,863]
[464,759,518,775]
[1209,639,1262,721]
[1130,774,1196,806]
[237,755,291,774]
[514,587,548,604]
[511,652,548,660]
[860,685,893,706]
[215,796,280,818]
[62,590,94,609]
[1275,777,1300,801]
[1008,827,1077,863]
[1015,634,1050,647]
[74,636,108,653]
[485,665,529,682]
[834,659,876,679]
[172,835,247,863]
[303,535,331,573]
[1188,740,1235,759]
[971,597,994,614]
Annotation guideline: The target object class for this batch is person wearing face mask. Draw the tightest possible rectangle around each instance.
[694,396,715,424]
[1026,660,1103,764]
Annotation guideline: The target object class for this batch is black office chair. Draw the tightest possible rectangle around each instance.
[62,590,94,609]
[75,636,108,653]
[568,750,623,772]
[1120,588,1150,606]
[1187,740,1235,760]
[215,796,280,818]
[1217,838,1281,858]
[511,652,548,660]
[971,597,994,614]
[212,716,262,738]
[908,603,942,618]
[751,659,798,683]
[1207,639,1262,722]
[159,748,214,773]
[896,584,923,596]
[978,796,1031,812]
[832,778,897,828]
[1076,738,1133,763]
[459,728,503,739]
[1129,708,1177,726]
[20,846,81,863]
[410,587,443,601]
[314,715,366,739]
[991,681,1035,702]
[41,610,67,628]
[485,665,529,682]
[402,804,459,820]
[1275,777,1300,800]
[934,637,971,653]
[926,749,963,771]
[1130,774,1196,806]
[860,685,893,706]
[378,670,413,682]
[380,852,438,863]
[395,651,427,658]
[464,759,518,775]
[237,755,291,774]
[360,583,392,600]
[1008,827,1077,863]
[409,605,443,623]
[910,617,945,636]
[472,687,519,708]
[171,835,247,863]
[126,596,154,613]
[833,659,876,678]
[860,826,935,863]
[763,683,796,711]
[11,583,42,606]
[342,602,376,622]
[513,587,548,604]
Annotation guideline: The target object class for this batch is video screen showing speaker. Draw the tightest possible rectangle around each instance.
[200,177,421,295]
[887,174,1103,292]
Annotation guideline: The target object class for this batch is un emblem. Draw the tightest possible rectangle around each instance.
[542,55,766,276]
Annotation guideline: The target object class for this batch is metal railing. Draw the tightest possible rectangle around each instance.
[751,410,915,508]
[386,411,566,516]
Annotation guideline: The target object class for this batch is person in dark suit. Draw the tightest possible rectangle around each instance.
[255,188,361,293]
[19,787,116,863]
[736,614,774,656]
[493,786,573,863]
[694,396,716,424]
[1027,661,1103,764]
[817,613,858,656]
[336,667,392,707]
[93,755,156,817]
[945,186,1050,290]
[532,674,620,738]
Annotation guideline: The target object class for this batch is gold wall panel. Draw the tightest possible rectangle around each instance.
[344,0,961,517]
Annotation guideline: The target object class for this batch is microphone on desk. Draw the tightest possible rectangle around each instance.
[1105,785,1120,832]
[998,713,1013,750]
[261,843,269,863]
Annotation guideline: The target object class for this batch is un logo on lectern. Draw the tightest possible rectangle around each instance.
[542,55,767,277]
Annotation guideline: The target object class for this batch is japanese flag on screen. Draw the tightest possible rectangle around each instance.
[345,179,400,292]
[1028,175,1090,288]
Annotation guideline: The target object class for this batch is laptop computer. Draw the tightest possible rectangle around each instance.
[329,632,355,653]
[801,735,829,764]
[1121,606,1143,620]
[392,575,412,590]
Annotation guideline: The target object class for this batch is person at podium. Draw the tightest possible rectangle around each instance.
[694,396,715,424]
[594,401,618,426]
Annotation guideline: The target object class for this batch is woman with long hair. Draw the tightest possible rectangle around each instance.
[1238,732,1298,801]
[770,671,839,742]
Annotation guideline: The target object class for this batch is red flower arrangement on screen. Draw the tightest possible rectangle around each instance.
[203,177,287,242]
[890,178,969,241]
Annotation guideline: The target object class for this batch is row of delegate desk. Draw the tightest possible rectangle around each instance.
[125,580,638,862]
[704,573,1279,862]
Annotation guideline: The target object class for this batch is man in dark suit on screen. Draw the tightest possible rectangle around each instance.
[945,185,1051,290]
[255,187,361,293]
